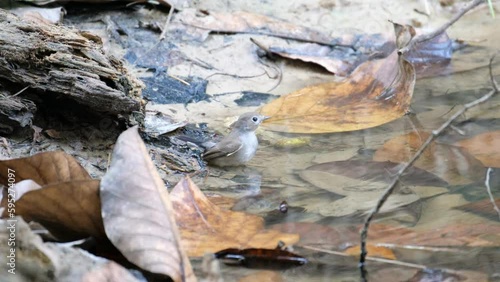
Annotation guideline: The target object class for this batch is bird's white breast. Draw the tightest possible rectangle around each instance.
[239,132,258,162]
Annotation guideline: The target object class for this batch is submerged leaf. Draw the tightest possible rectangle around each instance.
[299,159,448,216]
[305,160,448,188]
[455,130,500,168]
[455,197,500,220]
[100,126,195,282]
[170,176,299,257]
[374,131,486,185]
[406,32,453,78]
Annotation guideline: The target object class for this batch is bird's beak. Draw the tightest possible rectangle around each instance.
[263,116,271,121]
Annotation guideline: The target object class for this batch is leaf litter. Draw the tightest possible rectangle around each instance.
[2,0,500,280]
[0,126,301,280]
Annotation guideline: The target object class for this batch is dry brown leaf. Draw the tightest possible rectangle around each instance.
[260,23,415,133]
[373,131,486,185]
[1,180,104,241]
[455,131,500,168]
[170,176,299,257]
[100,126,195,282]
[252,38,393,77]
[0,151,90,186]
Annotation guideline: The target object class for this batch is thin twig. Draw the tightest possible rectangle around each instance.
[12,86,29,97]
[359,55,499,281]
[168,74,190,85]
[485,167,500,220]
[400,0,484,55]
[159,5,175,40]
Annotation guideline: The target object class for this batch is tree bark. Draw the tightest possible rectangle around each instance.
[0,9,143,116]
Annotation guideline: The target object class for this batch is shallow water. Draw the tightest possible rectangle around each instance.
[197,44,500,281]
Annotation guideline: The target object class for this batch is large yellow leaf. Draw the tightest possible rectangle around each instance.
[260,24,416,133]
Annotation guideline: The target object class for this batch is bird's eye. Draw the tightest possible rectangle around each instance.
[252,116,259,122]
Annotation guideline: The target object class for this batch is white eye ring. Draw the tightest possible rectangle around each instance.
[252,116,259,123]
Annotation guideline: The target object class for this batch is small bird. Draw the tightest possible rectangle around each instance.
[201,112,269,167]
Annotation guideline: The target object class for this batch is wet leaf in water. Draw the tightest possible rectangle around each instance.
[270,222,357,247]
[305,160,448,188]
[100,126,195,282]
[368,223,500,247]
[374,131,486,185]
[372,268,488,282]
[0,151,91,186]
[170,176,299,257]
[1,179,104,241]
[214,248,307,269]
[406,269,484,282]
[299,159,448,216]
[299,164,447,214]
[455,130,500,168]
[259,23,416,133]
[455,197,500,220]
[406,32,453,78]
[314,191,421,217]
[299,166,448,199]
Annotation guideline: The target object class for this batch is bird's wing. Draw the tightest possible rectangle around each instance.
[202,139,243,160]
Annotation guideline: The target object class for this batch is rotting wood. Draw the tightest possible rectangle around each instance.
[0,9,143,115]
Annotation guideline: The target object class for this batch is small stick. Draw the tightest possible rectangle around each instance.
[168,74,190,85]
[159,4,175,40]
[485,167,500,220]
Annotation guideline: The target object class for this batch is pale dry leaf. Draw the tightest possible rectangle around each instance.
[100,126,195,282]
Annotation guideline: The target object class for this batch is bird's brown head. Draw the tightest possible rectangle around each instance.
[231,112,269,132]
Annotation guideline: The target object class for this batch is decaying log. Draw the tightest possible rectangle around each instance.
[0,9,143,115]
